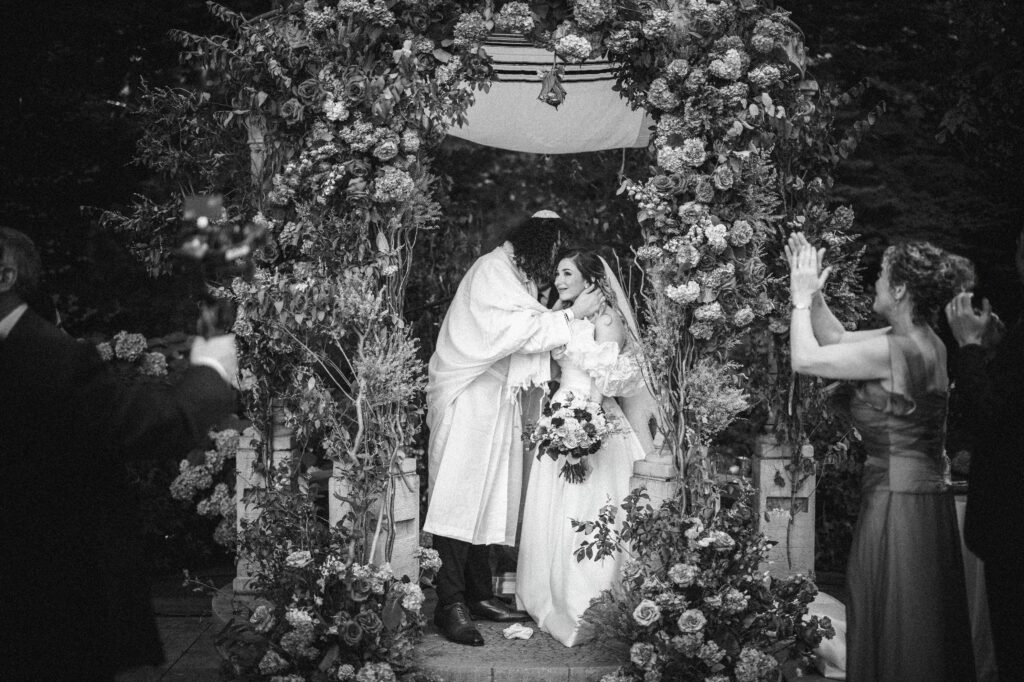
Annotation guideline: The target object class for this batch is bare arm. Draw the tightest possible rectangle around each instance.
[807,290,847,345]
[791,308,891,379]
[813,289,892,344]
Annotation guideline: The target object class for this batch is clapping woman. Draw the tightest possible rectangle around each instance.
[786,233,975,681]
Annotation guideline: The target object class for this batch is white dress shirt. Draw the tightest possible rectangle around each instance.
[0,303,28,340]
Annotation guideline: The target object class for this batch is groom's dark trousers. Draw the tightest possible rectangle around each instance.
[433,535,494,606]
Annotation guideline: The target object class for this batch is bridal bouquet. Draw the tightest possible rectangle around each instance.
[532,391,613,483]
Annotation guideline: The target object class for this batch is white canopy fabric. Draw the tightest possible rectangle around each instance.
[447,34,653,154]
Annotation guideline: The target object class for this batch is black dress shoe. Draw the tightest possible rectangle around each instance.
[434,602,485,646]
[466,597,531,622]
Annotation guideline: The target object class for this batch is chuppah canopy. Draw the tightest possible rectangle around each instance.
[446,34,653,154]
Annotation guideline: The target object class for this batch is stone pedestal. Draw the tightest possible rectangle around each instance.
[328,455,420,580]
[233,409,293,594]
[234,404,421,594]
[753,436,815,578]
[370,457,420,580]
[630,448,679,510]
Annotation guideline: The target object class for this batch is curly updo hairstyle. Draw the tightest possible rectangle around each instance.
[504,215,569,286]
[882,241,976,325]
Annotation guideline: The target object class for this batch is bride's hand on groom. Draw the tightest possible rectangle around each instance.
[571,285,602,319]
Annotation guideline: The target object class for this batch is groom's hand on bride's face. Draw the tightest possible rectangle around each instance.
[571,286,602,319]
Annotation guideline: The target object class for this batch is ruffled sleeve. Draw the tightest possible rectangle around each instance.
[563,324,645,397]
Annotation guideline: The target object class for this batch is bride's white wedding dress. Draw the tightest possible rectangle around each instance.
[516,318,648,647]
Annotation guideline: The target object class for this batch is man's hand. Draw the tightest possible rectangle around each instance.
[189,333,239,388]
[569,286,603,319]
[945,292,990,348]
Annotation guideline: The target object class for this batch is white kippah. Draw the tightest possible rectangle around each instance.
[531,209,561,219]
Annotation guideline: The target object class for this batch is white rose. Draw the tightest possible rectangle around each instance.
[632,599,662,627]
[285,550,313,568]
[676,608,707,633]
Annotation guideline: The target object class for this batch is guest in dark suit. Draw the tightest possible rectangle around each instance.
[946,230,1024,678]
[0,227,238,681]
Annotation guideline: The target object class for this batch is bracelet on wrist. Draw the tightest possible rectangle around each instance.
[792,301,811,310]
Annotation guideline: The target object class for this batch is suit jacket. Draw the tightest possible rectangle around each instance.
[0,309,236,680]
[957,318,1024,564]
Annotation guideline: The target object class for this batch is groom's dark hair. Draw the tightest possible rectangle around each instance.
[504,214,569,286]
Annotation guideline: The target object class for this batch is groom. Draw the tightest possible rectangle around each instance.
[424,211,602,646]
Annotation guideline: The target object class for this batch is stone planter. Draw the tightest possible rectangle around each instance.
[234,408,421,592]
[329,455,420,580]
[233,405,294,594]
[752,435,816,578]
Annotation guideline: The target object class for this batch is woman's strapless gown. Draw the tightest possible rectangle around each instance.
[516,319,646,647]
[845,336,975,681]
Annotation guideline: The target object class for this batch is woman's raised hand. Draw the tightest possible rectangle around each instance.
[785,232,831,307]
[785,232,828,276]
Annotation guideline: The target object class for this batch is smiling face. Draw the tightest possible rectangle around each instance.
[554,257,589,303]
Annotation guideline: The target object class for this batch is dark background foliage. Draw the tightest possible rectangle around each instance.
[2,0,1020,573]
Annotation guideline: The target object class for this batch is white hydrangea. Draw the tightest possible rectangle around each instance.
[323,95,349,122]
[680,138,707,167]
[665,281,700,304]
[285,607,315,629]
[704,222,728,253]
[709,48,744,81]
[657,145,687,173]
[694,301,724,323]
[555,34,593,62]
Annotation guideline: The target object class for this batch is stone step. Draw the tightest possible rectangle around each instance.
[415,612,627,682]
[213,586,629,682]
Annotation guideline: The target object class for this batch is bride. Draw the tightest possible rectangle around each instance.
[516,247,657,647]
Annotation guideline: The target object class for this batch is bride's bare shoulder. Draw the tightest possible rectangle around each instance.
[593,310,625,346]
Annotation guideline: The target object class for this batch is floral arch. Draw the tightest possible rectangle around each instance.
[112,0,875,678]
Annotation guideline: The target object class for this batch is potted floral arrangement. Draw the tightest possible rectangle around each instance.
[218,483,442,681]
[575,484,835,682]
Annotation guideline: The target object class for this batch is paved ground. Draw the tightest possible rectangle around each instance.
[116,566,233,682]
[116,616,224,682]
[117,568,845,681]
[412,592,627,682]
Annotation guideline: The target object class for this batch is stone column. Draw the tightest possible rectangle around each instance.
[374,457,420,580]
[233,426,261,594]
[329,455,420,580]
[328,461,353,533]
[752,435,816,578]
[233,407,294,594]
[630,435,679,510]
